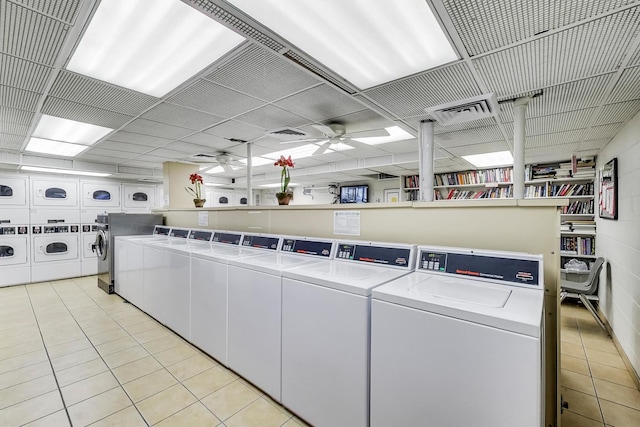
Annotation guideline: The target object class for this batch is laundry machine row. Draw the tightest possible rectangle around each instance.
[0,224,31,287]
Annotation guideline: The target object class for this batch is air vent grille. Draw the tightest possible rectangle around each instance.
[426,93,499,126]
[268,127,308,140]
[283,51,356,94]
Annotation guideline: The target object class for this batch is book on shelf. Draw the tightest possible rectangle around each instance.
[528,158,595,180]
[561,236,595,255]
[434,167,512,186]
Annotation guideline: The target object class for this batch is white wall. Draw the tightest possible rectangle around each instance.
[596,110,640,376]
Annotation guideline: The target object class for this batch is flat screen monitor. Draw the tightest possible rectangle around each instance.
[340,185,368,203]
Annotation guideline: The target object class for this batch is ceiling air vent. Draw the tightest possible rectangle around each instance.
[425,93,499,126]
[190,153,218,163]
[268,127,309,140]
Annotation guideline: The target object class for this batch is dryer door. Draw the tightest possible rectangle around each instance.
[0,237,28,266]
[32,179,78,207]
[0,176,28,207]
[33,235,79,262]
[122,185,155,210]
[81,182,121,208]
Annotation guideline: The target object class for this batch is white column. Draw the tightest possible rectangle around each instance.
[419,120,435,201]
[513,96,530,199]
[246,142,253,206]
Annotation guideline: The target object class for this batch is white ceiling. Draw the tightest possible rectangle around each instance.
[1,0,640,187]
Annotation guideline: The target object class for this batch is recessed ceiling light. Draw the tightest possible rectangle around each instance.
[352,126,414,145]
[66,0,245,97]
[25,138,90,157]
[227,0,457,89]
[33,115,113,145]
[260,182,299,188]
[462,151,514,168]
[21,166,111,177]
[204,182,224,186]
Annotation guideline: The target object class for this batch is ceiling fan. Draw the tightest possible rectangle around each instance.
[187,152,244,173]
[281,123,389,155]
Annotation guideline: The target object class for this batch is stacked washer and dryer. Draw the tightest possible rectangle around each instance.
[0,175,31,287]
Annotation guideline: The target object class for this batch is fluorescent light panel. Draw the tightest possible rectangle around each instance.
[462,151,514,168]
[260,182,299,188]
[67,0,245,97]
[25,138,90,157]
[33,115,112,144]
[227,0,457,89]
[21,166,111,177]
[352,126,413,145]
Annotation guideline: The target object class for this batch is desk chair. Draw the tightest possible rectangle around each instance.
[560,257,608,335]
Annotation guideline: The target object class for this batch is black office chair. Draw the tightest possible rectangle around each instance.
[560,257,608,335]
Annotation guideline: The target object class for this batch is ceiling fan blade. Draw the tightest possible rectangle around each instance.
[313,141,332,156]
[312,124,337,137]
[221,164,233,173]
[229,160,245,167]
[280,138,322,145]
[347,128,389,138]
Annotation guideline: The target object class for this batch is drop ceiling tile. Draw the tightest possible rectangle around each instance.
[577,139,610,151]
[121,119,192,140]
[524,129,586,148]
[146,148,187,160]
[143,103,225,130]
[274,84,365,122]
[0,53,51,93]
[436,125,505,148]
[362,63,481,118]
[107,131,174,148]
[526,143,579,157]
[448,141,512,157]
[584,122,625,140]
[119,159,164,169]
[0,86,41,111]
[179,132,237,150]
[443,0,637,56]
[76,154,126,165]
[41,97,134,129]
[474,8,640,97]
[13,0,81,24]
[505,108,597,137]
[48,71,159,116]
[0,1,68,65]
[234,104,310,129]
[204,119,265,141]
[375,139,418,154]
[0,133,24,151]
[0,121,29,135]
[607,66,640,103]
[95,140,152,154]
[167,80,264,117]
[594,100,640,125]
[205,45,320,101]
[81,148,137,160]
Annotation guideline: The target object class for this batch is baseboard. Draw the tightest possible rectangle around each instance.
[598,307,640,390]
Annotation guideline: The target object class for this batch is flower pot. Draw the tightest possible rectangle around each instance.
[276,192,293,205]
[193,198,206,208]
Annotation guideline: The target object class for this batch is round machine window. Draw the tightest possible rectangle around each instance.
[240,197,248,205]
[45,188,67,199]
[46,242,68,254]
[132,192,148,202]
[92,190,111,200]
[0,245,15,257]
[219,196,229,204]
[0,185,13,197]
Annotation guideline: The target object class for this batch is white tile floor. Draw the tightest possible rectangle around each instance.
[0,276,309,427]
[2,277,639,426]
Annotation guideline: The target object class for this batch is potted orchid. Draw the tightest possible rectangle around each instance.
[185,173,205,207]
[274,155,294,205]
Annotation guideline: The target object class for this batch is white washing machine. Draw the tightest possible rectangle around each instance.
[115,225,172,308]
[280,241,416,426]
[31,177,79,208]
[31,224,80,282]
[370,246,545,427]
[0,175,28,209]
[122,184,156,212]
[0,224,30,287]
[80,224,99,276]
[189,230,262,366]
[227,235,337,402]
[80,181,121,209]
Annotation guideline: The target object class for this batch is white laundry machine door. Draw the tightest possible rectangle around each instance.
[122,185,155,211]
[0,176,28,207]
[31,224,81,282]
[31,178,78,207]
[0,225,30,287]
[81,182,121,208]
[33,234,79,263]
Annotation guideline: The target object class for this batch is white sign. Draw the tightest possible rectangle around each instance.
[198,211,208,226]
[333,211,360,236]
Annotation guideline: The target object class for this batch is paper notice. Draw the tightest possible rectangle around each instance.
[333,211,360,236]
[198,211,208,226]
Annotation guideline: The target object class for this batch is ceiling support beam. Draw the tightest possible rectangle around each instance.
[513,96,531,199]
[419,120,435,202]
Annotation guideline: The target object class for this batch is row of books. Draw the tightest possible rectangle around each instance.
[561,219,596,233]
[434,167,512,186]
[442,187,513,200]
[404,175,420,189]
[561,236,595,255]
[562,200,594,215]
[527,158,596,180]
[525,184,547,198]
[549,183,594,197]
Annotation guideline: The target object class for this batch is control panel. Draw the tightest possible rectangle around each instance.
[32,225,78,234]
[82,224,98,233]
[213,232,242,245]
[336,243,413,269]
[189,230,213,241]
[281,239,332,258]
[0,226,28,235]
[153,226,171,235]
[170,228,190,238]
[242,234,279,250]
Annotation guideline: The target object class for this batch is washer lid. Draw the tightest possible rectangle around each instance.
[373,273,544,337]
[228,252,323,275]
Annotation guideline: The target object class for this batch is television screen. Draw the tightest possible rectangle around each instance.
[340,185,368,203]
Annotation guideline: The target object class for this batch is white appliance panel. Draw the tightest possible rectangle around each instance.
[0,176,28,207]
[370,299,541,427]
[31,178,78,207]
[0,209,30,225]
[0,229,30,287]
[122,184,155,210]
[143,244,165,318]
[282,278,369,427]
[81,182,121,208]
[30,226,80,282]
[33,234,79,263]
[30,208,80,225]
[162,248,191,338]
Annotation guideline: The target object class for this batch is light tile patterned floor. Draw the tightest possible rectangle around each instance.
[561,300,640,427]
[0,277,310,427]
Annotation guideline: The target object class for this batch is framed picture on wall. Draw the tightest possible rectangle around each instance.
[599,157,618,220]
[384,188,400,203]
